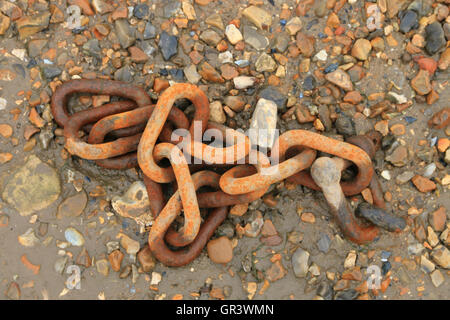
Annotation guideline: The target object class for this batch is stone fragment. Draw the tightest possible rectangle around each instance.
[411,69,431,96]
[207,236,233,264]
[249,98,278,148]
[137,246,155,272]
[16,12,50,39]
[65,227,85,246]
[108,250,124,272]
[242,5,272,30]
[225,24,243,45]
[159,31,178,60]
[292,248,309,278]
[57,191,87,219]
[431,245,450,269]
[111,181,151,221]
[255,53,276,72]
[411,175,436,193]
[325,69,353,91]
[209,101,226,124]
[351,39,372,60]
[115,19,135,49]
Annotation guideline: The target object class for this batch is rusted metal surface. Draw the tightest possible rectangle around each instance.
[138,83,210,183]
[51,79,151,127]
[50,79,405,265]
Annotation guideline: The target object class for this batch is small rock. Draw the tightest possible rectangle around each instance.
[159,31,178,61]
[205,13,224,30]
[96,259,109,276]
[108,250,124,272]
[385,146,408,167]
[111,181,150,220]
[119,233,140,255]
[431,245,450,269]
[225,24,243,45]
[133,4,149,19]
[5,282,20,300]
[429,207,446,232]
[57,191,87,219]
[207,236,233,264]
[399,10,418,34]
[0,12,10,35]
[285,17,303,35]
[54,256,68,274]
[352,39,372,60]
[411,175,436,193]
[233,76,255,89]
[334,289,358,300]
[209,101,226,124]
[184,64,201,84]
[395,171,414,185]
[266,260,287,282]
[425,22,446,55]
[2,155,60,216]
[292,248,309,278]
[224,96,245,112]
[243,25,269,50]
[296,32,315,57]
[242,5,272,30]
[143,22,156,39]
[430,269,444,287]
[317,233,330,253]
[249,98,278,148]
[325,69,353,91]
[259,86,286,109]
[427,227,439,247]
[255,53,277,72]
[314,49,327,62]
[335,114,355,136]
[137,246,155,272]
[115,19,135,49]
[18,228,39,247]
[65,227,85,246]
[344,251,357,269]
[200,29,222,46]
[128,46,149,63]
[16,12,50,39]
[411,69,431,96]
[76,248,92,267]
[420,254,435,273]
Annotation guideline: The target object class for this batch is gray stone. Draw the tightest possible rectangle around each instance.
[115,19,135,49]
[143,22,156,39]
[243,25,269,51]
[258,86,286,109]
[184,64,201,84]
[292,248,310,278]
[425,22,445,55]
[2,155,60,216]
[273,34,289,53]
[255,53,276,72]
[199,29,222,46]
[396,171,414,184]
[317,233,331,253]
[335,114,355,136]
[42,66,61,80]
[431,245,450,269]
[114,65,133,82]
[159,31,178,61]
[163,0,181,18]
[430,269,444,287]
[65,227,85,246]
[399,10,418,33]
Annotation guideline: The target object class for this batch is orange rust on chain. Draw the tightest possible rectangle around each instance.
[138,83,210,183]
[283,130,374,196]
[148,171,229,266]
[51,79,152,128]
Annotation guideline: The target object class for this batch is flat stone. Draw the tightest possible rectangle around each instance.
[0,12,10,35]
[205,13,224,30]
[16,12,50,39]
[159,31,178,61]
[119,233,140,255]
[108,250,124,272]
[57,191,87,219]
[225,24,243,45]
[209,101,226,124]
[18,228,39,247]
[184,64,201,84]
[430,269,444,287]
[133,3,149,19]
[143,22,156,39]
[242,5,272,30]
[255,53,277,72]
[411,175,436,193]
[296,32,315,57]
[325,69,353,91]
[42,66,61,80]
[233,76,256,89]
[396,171,414,184]
[399,10,418,33]
[351,39,372,60]
[128,46,149,63]
[115,19,135,49]
[243,25,269,50]
[431,245,450,269]
[425,22,446,55]
[198,62,224,83]
[385,146,408,167]
[112,181,151,221]
[258,86,286,109]
[429,207,447,232]
[65,227,85,246]
[224,96,245,112]
[137,246,155,272]
[249,98,278,148]
[292,248,309,278]
[2,155,60,216]
[411,69,431,96]
[285,17,303,35]
[200,29,222,46]
[207,236,233,264]
[96,259,109,276]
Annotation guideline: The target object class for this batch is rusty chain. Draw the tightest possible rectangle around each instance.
[51,79,406,267]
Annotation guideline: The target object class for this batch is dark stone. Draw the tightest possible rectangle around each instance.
[324,63,338,74]
[399,10,418,34]
[335,114,355,136]
[82,39,101,58]
[303,75,316,91]
[168,68,184,81]
[318,105,332,131]
[317,233,330,253]
[143,22,156,39]
[114,65,133,82]
[258,86,286,109]
[42,66,61,80]
[133,4,149,19]
[425,22,445,55]
[316,282,333,300]
[159,31,178,61]
[382,261,391,275]
[334,289,358,300]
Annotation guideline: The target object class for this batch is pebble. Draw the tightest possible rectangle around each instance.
[431,245,450,269]
[411,69,431,96]
[133,4,148,19]
[325,69,353,91]
[16,12,50,39]
[292,248,309,278]
[385,145,408,167]
[395,171,414,185]
[233,76,255,89]
[137,246,155,272]
[429,207,446,232]
[344,251,357,269]
[285,17,303,35]
[0,12,10,35]
[425,22,446,55]
[316,282,333,300]
[243,25,269,51]
[411,175,436,193]
[54,256,68,274]
[159,31,178,61]
[207,236,233,264]
[334,289,358,300]
[351,39,372,60]
[111,181,150,220]
[225,24,243,45]
[2,155,60,216]
[108,250,124,272]
[258,86,286,109]
[273,34,289,53]
[96,259,109,276]
[5,282,20,300]
[218,51,233,64]
[114,19,135,49]
[427,227,439,247]
[314,49,327,62]
[249,98,278,148]
[303,75,316,91]
[119,233,140,255]
[335,114,355,136]
[430,270,444,288]
[143,22,156,39]
[209,101,226,124]
[317,233,331,253]
[65,227,85,246]
[0,97,7,110]
[242,5,272,30]
[399,10,418,33]
[420,254,435,273]
[255,53,277,72]
[199,29,222,46]
[18,228,40,247]
[422,163,436,178]
[57,191,87,219]
[205,13,224,30]
[76,248,92,267]
[184,64,201,84]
